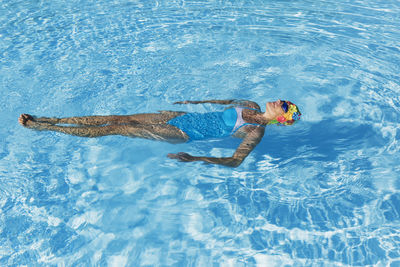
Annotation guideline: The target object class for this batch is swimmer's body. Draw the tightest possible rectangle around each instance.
[18,99,301,167]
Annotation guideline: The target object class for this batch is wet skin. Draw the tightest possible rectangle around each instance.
[19,99,288,167]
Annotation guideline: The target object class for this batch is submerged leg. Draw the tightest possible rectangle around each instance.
[33,111,185,126]
[34,115,125,126]
[19,114,189,143]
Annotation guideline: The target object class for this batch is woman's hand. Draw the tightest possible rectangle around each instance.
[167,152,196,162]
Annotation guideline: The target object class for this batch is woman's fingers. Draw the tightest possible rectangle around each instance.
[167,152,195,162]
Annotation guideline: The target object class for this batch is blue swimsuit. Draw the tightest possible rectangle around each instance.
[167,107,264,141]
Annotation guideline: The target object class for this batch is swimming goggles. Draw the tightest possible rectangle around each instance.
[281,101,289,113]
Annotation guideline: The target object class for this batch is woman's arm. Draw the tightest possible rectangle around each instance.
[167,127,264,167]
[173,99,260,109]
[173,100,235,105]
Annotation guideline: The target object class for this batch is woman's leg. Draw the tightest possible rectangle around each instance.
[19,114,189,143]
[34,115,129,126]
[34,111,185,126]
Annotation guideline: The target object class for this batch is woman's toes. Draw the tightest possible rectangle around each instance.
[19,114,35,127]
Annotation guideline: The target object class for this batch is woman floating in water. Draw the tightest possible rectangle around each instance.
[19,99,301,167]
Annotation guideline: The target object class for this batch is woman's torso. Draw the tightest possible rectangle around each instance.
[167,106,264,141]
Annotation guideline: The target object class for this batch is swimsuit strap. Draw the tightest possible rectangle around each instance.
[231,107,265,134]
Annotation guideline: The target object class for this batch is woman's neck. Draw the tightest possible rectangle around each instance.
[242,109,270,125]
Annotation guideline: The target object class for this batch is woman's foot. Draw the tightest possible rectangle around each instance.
[18,114,37,127]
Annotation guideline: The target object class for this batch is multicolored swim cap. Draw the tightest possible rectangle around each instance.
[268,100,301,126]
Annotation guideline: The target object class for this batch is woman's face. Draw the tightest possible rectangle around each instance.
[265,100,285,119]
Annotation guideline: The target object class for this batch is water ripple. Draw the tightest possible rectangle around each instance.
[1,0,400,265]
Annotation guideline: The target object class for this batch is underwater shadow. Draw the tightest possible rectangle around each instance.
[257,119,384,162]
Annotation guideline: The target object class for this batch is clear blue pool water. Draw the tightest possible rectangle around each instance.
[1,0,400,266]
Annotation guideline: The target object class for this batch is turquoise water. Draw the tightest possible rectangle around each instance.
[1,0,400,266]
